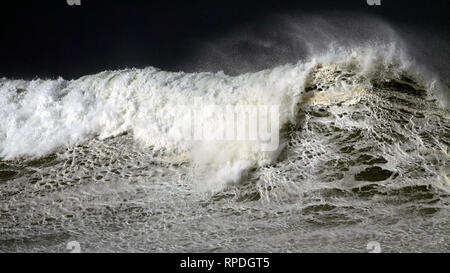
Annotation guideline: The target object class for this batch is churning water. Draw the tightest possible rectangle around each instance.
[0,15,449,252]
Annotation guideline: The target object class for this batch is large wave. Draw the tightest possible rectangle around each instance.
[1,14,450,253]
[1,41,448,191]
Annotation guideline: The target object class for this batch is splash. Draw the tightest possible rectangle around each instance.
[0,43,448,191]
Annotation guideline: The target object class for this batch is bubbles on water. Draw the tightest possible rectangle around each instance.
[1,52,449,252]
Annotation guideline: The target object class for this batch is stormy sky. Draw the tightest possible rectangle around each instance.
[0,0,448,79]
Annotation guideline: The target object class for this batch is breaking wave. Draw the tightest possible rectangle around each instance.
[0,42,448,191]
[1,13,450,252]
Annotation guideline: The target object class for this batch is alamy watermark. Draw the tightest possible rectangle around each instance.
[173,101,280,152]
[367,0,381,5]
[66,1,380,7]
[366,241,381,253]
[67,0,81,6]
[67,240,381,253]
[67,241,81,253]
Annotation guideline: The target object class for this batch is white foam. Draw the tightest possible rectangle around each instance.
[0,44,447,191]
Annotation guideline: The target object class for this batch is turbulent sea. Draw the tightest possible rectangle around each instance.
[0,19,449,252]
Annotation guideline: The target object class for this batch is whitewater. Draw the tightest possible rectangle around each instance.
[0,18,449,252]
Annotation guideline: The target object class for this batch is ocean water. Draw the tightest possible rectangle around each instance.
[0,21,449,253]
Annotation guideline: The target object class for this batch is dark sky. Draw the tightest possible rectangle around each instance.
[0,0,448,79]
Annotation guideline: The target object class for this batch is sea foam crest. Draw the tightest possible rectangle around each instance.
[0,44,447,190]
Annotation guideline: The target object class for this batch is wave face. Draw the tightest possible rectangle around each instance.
[1,19,450,252]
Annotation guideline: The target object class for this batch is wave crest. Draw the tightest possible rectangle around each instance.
[0,44,448,190]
